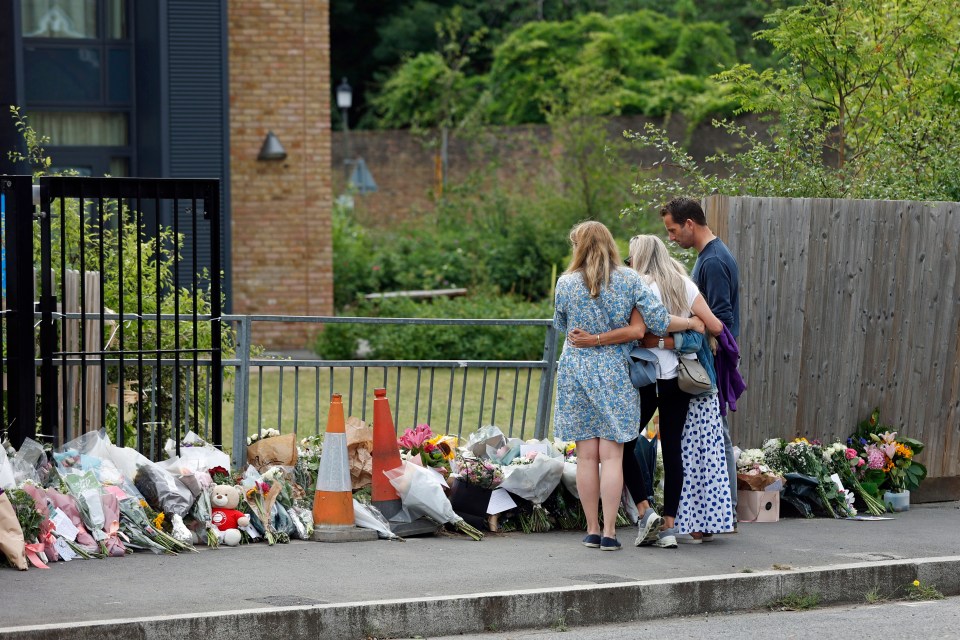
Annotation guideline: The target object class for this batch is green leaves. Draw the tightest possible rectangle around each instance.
[372,9,741,129]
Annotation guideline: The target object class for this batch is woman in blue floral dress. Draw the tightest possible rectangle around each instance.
[553,222,694,550]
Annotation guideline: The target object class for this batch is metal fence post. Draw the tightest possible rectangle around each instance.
[231,316,251,470]
[533,324,559,439]
[1,177,38,448]
[37,179,58,443]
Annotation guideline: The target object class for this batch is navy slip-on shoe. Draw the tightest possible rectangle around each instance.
[582,534,601,548]
[600,536,622,551]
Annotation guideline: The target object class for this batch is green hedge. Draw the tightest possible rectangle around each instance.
[315,292,555,361]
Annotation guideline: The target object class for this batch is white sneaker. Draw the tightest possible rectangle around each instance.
[635,510,663,547]
[653,527,678,549]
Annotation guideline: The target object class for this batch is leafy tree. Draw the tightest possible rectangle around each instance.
[332,0,799,127]
[372,8,487,133]
[626,0,960,204]
[374,10,739,128]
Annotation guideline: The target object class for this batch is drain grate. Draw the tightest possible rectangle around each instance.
[567,574,633,584]
[247,595,327,607]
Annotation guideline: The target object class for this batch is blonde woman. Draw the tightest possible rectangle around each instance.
[553,222,693,550]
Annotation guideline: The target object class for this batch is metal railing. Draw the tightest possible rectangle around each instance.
[228,315,559,469]
[32,313,560,468]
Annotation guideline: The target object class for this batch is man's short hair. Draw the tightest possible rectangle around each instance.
[660,197,706,226]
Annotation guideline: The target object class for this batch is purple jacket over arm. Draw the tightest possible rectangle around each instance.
[715,326,746,416]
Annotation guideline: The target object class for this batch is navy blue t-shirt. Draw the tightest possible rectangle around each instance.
[692,238,740,339]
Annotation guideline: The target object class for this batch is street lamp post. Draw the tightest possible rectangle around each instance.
[336,78,353,180]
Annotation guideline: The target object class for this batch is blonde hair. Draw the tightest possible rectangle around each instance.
[565,221,623,298]
[628,235,690,315]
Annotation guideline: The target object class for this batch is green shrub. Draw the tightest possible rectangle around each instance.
[331,199,375,308]
[315,292,554,361]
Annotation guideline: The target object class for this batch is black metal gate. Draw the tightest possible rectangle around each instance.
[2,176,222,456]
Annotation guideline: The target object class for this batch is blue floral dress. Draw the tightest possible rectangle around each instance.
[553,267,669,443]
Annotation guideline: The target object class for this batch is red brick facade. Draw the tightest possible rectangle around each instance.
[228,1,333,349]
[332,115,765,228]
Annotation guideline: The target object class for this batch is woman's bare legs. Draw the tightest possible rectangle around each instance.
[599,438,624,539]
[576,438,601,536]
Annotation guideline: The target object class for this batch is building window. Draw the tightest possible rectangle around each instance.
[22,0,96,39]
[30,112,128,146]
[21,0,133,175]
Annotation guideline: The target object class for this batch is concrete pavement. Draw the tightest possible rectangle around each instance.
[1,502,958,639]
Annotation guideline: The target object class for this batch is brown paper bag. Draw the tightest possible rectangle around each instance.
[737,472,783,492]
[345,416,373,490]
[0,492,28,570]
[247,433,298,471]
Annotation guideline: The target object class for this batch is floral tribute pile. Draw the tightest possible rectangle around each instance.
[0,407,929,569]
[735,408,926,518]
[0,429,318,571]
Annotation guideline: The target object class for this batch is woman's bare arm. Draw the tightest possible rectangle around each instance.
[568,308,646,348]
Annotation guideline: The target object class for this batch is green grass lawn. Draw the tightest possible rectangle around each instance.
[219,366,555,451]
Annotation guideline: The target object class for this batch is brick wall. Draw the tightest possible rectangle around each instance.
[332,115,765,226]
[228,1,332,349]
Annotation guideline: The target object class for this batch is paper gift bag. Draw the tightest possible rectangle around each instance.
[247,433,298,471]
[736,490,779,523]
[345,417,373,490]
[0,491,28,570]
[449,478,493,519]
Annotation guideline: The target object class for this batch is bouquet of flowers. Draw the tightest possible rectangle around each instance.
[6,487,48,568]
[188,471,219,548]
[544,484,585,531]
[247,428,297,472]
[385,461,484,540]
[118,497,193,554]
[19,483,59,563]
[45,488,100,556]
[243,479,283,545]
[397,424,456,472]
[823,442,885,515]
[455,456,503,490]
[552,439,579,500]
[247,427,282,446]
[736,448,784,491]
[500,453,564,533]
[296,434,324,497]
[765,438,854,518]
[165,430,231,473]
[849,408,927,498]
[0,488,29,570]
[260,466,309,540]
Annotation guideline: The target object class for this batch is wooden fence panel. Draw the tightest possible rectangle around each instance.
[704,196,960,480]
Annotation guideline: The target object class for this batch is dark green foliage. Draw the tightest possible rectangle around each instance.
[332,0,798,127]
[314,293,554,361]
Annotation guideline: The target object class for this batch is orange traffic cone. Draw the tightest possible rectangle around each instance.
[312,393,376,542]
[371,388,437,537]
[372,388,403,510]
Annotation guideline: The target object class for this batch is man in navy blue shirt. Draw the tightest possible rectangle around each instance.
[661,196,741,518]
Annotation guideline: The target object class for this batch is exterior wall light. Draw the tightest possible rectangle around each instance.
[257,131,287,161]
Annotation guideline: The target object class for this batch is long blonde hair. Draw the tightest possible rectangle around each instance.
[565,221,622,298]
[628,235,690,315]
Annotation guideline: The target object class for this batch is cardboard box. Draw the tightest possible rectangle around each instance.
[737,490,780,522]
